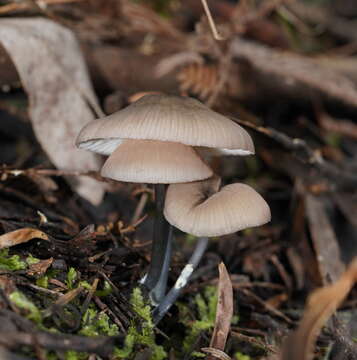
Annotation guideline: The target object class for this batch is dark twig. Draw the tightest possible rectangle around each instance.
[230,115,357,190]
[0,331,124,357]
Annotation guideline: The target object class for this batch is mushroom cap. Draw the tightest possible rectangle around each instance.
[101,139,213,184]
[164,176,271,236]
[77,94,254,156]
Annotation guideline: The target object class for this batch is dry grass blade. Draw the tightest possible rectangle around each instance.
[201,0,224,41]
[0,228,49,249]
[207,262,233,360]
[281,258,357,360]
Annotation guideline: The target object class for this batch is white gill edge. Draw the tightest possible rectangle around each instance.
[78,139,123,155]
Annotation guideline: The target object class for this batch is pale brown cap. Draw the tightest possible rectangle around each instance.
[101,139,213,184]
[77,94,254,155]
[164,176,271,236]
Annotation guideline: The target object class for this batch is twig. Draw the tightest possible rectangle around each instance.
[93,296,126,333]
[0,331,123,357]
[0,0,85,15]
[81,278,99,316]
[201,0,224,41]
[0,346,33,360]
[229,115,357,190]
[130,192,149,225]
[231,331,278,354]
[239,288,294,324]
[0,167,107,181]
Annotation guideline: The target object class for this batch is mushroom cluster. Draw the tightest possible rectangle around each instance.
[76,94,270,317]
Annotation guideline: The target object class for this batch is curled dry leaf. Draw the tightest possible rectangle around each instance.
[281,258,357,360]
[207,262,233,360]
[0,228,49,249]
[27,258,53,277]
[202,347,232,360]
[0,18,105,205]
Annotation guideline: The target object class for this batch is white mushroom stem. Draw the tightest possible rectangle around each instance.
[153,237,209,324]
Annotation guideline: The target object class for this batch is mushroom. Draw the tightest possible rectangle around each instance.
[76,93,256,305]
[76,94,254,156]
[164,176,271,237]
[101,139,212,184]
[151,176,270,322]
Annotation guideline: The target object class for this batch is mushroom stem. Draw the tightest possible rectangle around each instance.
[143,184,171,301]
[153,236,209,324]
[150,226,173,304]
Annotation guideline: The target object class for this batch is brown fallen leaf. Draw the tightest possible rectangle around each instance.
[27,258,53,277]
[305,194,344,283]
[0,228,49,249]
[281,258,357,360]
[207,262,233,360]
[0,18,105,205]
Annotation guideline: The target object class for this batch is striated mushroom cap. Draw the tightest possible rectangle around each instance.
[77,94,254,156]
[101,139,213,184]
[164,176,271,236]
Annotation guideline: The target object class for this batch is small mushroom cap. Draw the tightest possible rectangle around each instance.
[101,139,213,184]
[77,94,254,155]
[164,176,271,236]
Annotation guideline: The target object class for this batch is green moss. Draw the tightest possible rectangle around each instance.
[114,287,166,360]
[95,280,113,297]
[9,291,42,324]
[235,352,251,360]
[180,286,218,356]
[26,254,40,265]
[80,307,119,337]
[66,267,77,289]
[36,276,49,288]
[64,350,87,360]
[78,281,92,291]
[0,249,26,271]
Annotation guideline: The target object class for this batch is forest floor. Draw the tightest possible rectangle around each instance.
[0,1,356,359]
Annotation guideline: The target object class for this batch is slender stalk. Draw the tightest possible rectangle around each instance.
[150,226,173,305]
[143,184,170,293]
[153,237,209,324]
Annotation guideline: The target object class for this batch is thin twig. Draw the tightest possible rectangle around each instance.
[201,0,224,41]
[229,115,357,190]
[0,0,85,15]
[0,167,110,182]
[231,331,278,354]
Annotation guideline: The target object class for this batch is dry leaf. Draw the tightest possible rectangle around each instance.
[0,228,49,249]
[27,258,53,277]
[207,262,233,360]
[0,18,105,205]
[281,258,357,360]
